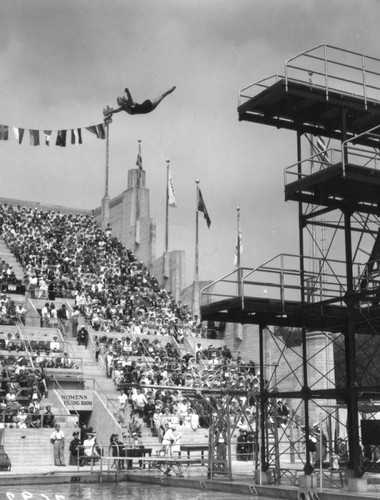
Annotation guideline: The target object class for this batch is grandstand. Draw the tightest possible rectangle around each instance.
[0,199,261,474]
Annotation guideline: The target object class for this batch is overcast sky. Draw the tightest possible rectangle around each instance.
[0,0,378,286]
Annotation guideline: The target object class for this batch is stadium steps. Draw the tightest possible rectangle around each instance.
[74,342,127,428]
[4,425,73,467]
[0,238,24,281]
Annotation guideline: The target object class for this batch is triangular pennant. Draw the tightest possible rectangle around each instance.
[29,130,40,146]
[56,130,67,147]
[44,130,52,146]
[0,125,9,141]
[13,127,24,144]
[86,126,98,137]
[96,124,106,139]
[71,129,82,145]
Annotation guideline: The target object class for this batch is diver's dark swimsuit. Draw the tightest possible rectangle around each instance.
[129,100,153,115]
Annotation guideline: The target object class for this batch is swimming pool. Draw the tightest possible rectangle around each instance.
[2,482,271,500]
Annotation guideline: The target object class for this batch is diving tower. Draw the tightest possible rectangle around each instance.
[202,45,380,490]
[238,44,380,147]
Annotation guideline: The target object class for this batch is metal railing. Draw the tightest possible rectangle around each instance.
[201,253,349,311]
[239,44,380,109]
[284,139,380,185]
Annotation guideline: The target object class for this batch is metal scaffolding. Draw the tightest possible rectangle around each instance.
[201,44,380,484]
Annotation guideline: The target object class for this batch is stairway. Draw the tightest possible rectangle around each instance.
[4,427,73,467]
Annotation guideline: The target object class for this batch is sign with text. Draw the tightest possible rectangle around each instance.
[58,390,93,410]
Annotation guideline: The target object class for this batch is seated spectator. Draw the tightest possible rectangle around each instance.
[28,383,42,404]
[83,432,100,463]
[7,375,22,397]
[35,351,47,368]
[128,414,142,437]
[28,399,41,412]
[50,334,61,352]
[15,302,26,325]
[14,407,28,428]
[42,405,55,428]
[26,406,41,428]
[5,388,17,407]
[5,332,15,351]
[77,326,89,347]
[61,351,73,368]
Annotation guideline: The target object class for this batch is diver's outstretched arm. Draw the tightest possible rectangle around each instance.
[103,106,123,120]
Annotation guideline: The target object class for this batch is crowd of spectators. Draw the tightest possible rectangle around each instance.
[0,329,79,371]
[102,334,262,442]
[0,260,19,287]
[0,356,53,428]
[0,203,203,342]
[0,202,286,454]
[0,294,18,325]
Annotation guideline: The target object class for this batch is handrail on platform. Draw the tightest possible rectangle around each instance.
[239,44,380,108]
[201,253,349,312]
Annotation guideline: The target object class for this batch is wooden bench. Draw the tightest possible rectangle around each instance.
[140,456,203,477]
[125,447,152,469]
[105,447,152,470]
[179,444,208,461]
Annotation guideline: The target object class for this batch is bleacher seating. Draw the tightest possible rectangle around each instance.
[0,202,265,469]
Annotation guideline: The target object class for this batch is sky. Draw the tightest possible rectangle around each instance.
[0,0,378,287]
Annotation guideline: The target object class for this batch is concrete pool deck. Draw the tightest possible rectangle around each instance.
[2,462,380,499]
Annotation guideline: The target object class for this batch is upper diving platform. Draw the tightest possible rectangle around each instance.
[238,45,380,147]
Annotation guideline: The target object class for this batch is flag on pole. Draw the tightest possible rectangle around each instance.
[234,230,243,266]
[314,136,329,163]
[168,169,177,208]
[136,151,142,169]
[198,189,211,228]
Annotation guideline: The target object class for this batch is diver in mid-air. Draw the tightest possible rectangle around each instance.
[103,86,176,118]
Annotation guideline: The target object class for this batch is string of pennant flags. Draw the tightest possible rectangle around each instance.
[0,122,107,147]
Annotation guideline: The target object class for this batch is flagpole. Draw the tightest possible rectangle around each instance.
[137,139,142,188]
[165,159,170,255]
[235,207,243,341]
[193,180,200,320]
[101,111,112,230]
[236,206,243,296]
[163,159,170,285]
[135,139,142,249]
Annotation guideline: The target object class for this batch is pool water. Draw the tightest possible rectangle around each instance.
[2,483,271,500]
